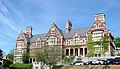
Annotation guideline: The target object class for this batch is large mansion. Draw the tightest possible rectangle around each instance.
[14,13,116,63]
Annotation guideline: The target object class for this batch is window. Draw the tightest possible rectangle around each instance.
[17,41,24,48]
[94,45,103,50]
[74,37,79,44]
[16,58,22,63]
[51,28,55,35]
[48,36,57,45]
[92,31,103,41]
[36,41,41,48]
[15,50,22,55]
[96,24,99,28]
[66,40,71,45]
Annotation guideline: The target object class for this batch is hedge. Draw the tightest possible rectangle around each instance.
[10,63,32,69]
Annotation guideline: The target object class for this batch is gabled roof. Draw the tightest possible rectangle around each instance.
[57,27,63,36]
[23,33,30,42]
[30,34,46,42]
[17,32,30,42]
[29,27,90,42]
[62,27,90,38]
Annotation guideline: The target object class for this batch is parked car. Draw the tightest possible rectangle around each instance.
[114,57,120,64]
[84,61,92,65]
[106,58,114,64]
[92,60,97,65]
[92,59,103,65]
[69,61,76,65]
[74,61,84,65]
[102,60,110,65]
[96,59,104,64]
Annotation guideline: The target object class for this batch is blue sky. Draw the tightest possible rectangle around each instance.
[0,0,120,54]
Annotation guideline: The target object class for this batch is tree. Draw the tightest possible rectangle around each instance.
[35,48,46,63]
[115,37,120,47]
[6,49,14,62]
[22,52,29,63]
[35,48,47,69]
[63,56,75,69]
[45,46,62,67]
[35,45,62,69]
[3,60,13,67]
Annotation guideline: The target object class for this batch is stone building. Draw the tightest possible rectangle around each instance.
[14,13,116,63]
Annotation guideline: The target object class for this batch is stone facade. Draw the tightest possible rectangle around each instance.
[14,13,116,63]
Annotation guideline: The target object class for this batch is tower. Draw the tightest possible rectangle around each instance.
[66,20,72,33]
[95,13,106,24]
[26,26,32,38]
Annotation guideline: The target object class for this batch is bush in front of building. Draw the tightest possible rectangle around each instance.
[10,63,32,69]
[3,60,13,67]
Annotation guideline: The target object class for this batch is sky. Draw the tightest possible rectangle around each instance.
[0,0,120,54]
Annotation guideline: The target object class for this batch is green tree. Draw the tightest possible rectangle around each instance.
[115,37,120,46]
[35,47,47,69]
[3,60,13,67]
[63,56,75,69]
[35,45,62,69]
[6,49,14,62]
[22,52,29,63]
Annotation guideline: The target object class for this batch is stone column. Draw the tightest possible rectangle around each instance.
[73,48,75,56]
[32,58,33,63]
[83,48,85,57]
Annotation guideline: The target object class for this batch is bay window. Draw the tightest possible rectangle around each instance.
[17,41,24,48]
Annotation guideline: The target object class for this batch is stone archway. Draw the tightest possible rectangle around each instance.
[70,49,73,56]
[29,58,32,63]
[33,58,35,62]
[66,49,69,56]
[75,48,78,56]
[80,48,83,55]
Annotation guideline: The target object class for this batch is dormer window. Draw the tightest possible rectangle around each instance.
[51,28,55,35]
[74,37,79,44]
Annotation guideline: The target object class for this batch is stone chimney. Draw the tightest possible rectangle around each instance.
[95,13,106,24]
[26,26,32,38]
[66,20,72,33]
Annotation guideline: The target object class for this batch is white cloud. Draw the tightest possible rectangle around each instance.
[0,13,21,33]
[0,0,25,33]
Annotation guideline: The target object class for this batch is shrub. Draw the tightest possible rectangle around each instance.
[3,60,13,67]
[10,63,32,69]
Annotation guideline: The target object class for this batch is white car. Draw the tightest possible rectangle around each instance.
[96,60,104,64]
[74,61,84,65]
[92,59,103,65]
